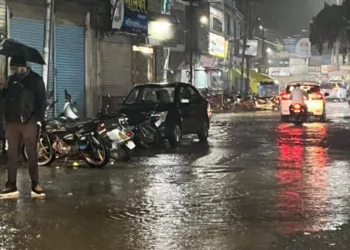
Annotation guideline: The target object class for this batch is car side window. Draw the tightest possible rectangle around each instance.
[179,87,191,100]
[188,87,201,101]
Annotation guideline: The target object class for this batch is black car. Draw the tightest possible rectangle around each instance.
[119,82,210,146]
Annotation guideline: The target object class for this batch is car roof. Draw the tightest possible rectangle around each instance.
[134,82,190,88]
[287,81,320,86]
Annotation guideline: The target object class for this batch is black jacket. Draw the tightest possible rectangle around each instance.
[3,69,47,123]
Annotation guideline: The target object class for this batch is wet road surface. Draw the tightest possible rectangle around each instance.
[2,102,350,249]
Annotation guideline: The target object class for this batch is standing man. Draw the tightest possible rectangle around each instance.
[0,56,46,199]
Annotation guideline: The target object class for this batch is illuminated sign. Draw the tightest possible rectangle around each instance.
[132,46,153,54]
[209,32,225,58]
[111,0,148,34]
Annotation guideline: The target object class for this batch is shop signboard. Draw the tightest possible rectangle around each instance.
[282,38,297,57]
[111,0,148,35]
[209,32,225,58]
[268,67,290,77]
[295,38,311,59]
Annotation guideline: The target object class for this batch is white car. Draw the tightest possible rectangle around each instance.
[320,82,347,101]
[280,81,328,122]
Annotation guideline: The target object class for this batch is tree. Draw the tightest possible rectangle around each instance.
[310,1,350,55]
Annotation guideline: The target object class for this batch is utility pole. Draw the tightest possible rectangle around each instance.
[42,0,54,91]
[260,25,265,72]
[240,1,248,93]
[335,0,342,70]
[188,0,194,84]
[245,0,253,94]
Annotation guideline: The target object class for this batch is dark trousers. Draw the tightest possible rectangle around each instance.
[6,122,38,188]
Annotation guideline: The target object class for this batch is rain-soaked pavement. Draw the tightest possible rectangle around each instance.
[2,102,350,249]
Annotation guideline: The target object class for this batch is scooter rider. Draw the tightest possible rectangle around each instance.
[290,83,309,112]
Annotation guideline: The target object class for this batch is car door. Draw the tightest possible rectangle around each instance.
[188,86,206,132]
[178,86,196,134]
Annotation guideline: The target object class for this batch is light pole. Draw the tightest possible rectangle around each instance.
[259,24,265,72]
[188,0,194,84]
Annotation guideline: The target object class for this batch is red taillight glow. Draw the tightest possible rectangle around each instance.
[126,131,133,137]
[312,93,324,100]
[97,123,105,131]
[281,93,290,100]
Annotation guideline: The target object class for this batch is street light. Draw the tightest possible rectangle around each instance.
[199,15,208,26]
[268,59,272,64]
[259,25,263,30]
[266,47,272,53]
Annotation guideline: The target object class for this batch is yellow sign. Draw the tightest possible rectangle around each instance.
[224,41,229,59]
[125,0,147,13]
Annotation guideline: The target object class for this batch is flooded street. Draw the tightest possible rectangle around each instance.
[2,102,350,249]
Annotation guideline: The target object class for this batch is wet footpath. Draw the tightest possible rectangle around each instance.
[2,102,350,250]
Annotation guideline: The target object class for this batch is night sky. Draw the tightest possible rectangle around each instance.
[254,0,332,36]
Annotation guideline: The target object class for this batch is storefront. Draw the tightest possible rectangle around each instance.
[100,34,132,106]
[9,2,86,116]
[102,0,147,106]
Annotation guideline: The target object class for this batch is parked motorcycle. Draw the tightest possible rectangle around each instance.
[233,94,255,112]
[253,95,279,111]
[289,103,306,125]
[129,111,163,148]
[97,95,135,161]
[23,90,110,168]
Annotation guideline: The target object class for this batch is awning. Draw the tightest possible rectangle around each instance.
[245,70,274,82]
[244,70,275,94]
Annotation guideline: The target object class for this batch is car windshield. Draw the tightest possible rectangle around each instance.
[125,86,175,104]
[286,85,320,93]
[320,83,336,90]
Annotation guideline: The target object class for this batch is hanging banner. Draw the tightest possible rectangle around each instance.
[111,0,148,35]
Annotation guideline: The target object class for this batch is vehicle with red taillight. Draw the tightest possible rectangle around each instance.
[289,103,306,124]
[280,81,329,122]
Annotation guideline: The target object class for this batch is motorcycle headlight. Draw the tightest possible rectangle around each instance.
[153,111,168,123]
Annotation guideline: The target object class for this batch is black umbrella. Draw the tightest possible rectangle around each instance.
[0,38,46,65]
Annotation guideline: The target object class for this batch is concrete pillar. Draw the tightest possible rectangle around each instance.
[42,0,54,91]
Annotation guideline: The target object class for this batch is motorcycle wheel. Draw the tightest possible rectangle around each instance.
[23,135,55,166]
[82,134,110,168]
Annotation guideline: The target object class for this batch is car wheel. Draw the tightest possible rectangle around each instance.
[198,120,209,141]
[168,124,182,147]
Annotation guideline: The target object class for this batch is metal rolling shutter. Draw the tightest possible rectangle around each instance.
[101,34,132,98]
[55,24,85,116]
[10,17,54,116]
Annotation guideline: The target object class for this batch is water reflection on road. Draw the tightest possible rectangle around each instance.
[0,103,350,249]
[276,122,349,234]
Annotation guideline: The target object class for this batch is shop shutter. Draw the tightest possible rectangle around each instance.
[101,34,132,98]
[10,17,54,116]
[55,24,85,116]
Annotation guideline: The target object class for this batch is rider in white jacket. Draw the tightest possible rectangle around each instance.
[291,84,308,105]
